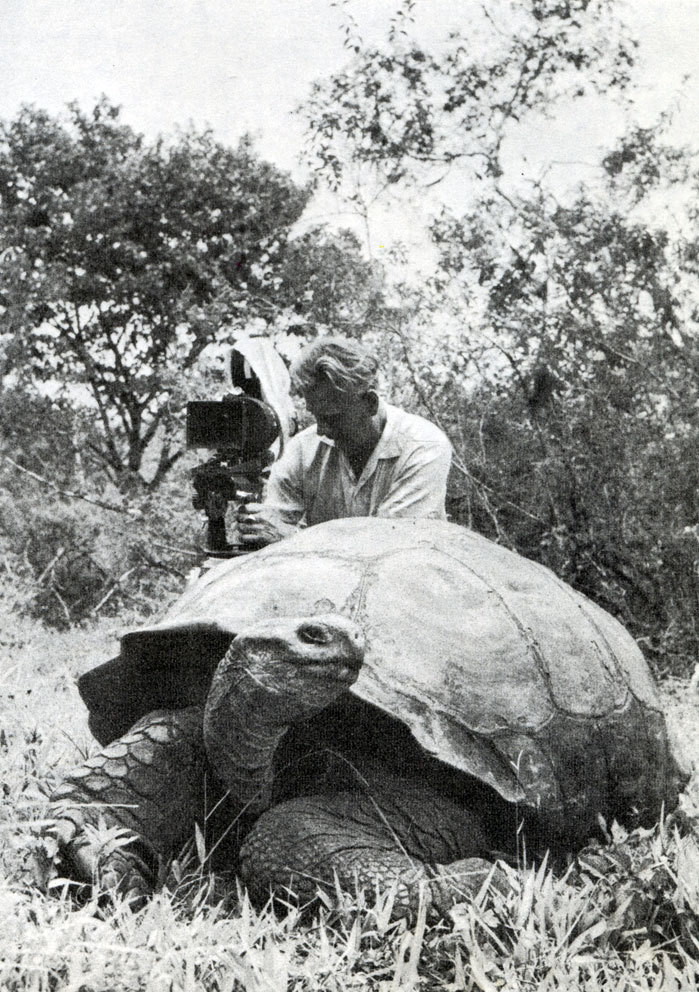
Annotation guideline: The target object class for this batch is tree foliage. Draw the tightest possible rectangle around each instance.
[305,0,636,188]
[0,381,198,627]
[303,2,698,674]
[0,99,388,625]
[0,99,380,489]
[383,159,698,671]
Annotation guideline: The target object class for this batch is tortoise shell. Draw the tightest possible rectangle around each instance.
[79,517,687,844]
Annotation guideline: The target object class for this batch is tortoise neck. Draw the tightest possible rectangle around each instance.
[202,619,364,814]
[203,665,288,814]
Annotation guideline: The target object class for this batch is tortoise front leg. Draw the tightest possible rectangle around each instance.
[51,707,207,902]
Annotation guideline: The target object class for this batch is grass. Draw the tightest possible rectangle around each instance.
[1,580,698,991]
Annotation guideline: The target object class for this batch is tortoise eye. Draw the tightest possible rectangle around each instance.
[297,622,332,645]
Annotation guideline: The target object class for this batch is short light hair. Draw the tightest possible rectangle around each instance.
[290,336,379,395]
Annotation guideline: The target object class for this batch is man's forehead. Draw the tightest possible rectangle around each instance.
[302,382,353,411]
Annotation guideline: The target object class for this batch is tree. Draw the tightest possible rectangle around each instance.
[430,170,697,658]
[0,99,380,490]
[273,226,384,332]
[303,0,636,190]
[302,2,698,674]
[371,126,697,674]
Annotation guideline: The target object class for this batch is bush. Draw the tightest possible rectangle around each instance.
[0,469,200,629]
[373,314,698,680]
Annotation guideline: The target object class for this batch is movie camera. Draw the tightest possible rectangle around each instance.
[187,340,294,557]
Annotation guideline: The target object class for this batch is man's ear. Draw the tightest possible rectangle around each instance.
[363,390,380,416]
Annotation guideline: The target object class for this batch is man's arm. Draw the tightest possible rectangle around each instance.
[236,438,306,547]
[375,439,452,520]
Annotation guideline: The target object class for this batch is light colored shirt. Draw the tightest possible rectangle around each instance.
[264,401,452,526]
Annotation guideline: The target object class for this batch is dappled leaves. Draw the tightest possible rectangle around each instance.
[0,100,383,488]
[304,0,637,189]
[371,124,699,676]
[0,100,309,484]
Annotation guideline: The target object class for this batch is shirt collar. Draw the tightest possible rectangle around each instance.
[372,401,403,458]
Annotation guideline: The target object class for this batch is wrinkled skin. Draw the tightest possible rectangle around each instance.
[51,615,506,916]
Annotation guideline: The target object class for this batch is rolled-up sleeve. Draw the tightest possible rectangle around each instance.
[375,437,451,520]
[264,438,306,525]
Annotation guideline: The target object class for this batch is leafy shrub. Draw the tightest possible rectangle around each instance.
[0,472,198,628]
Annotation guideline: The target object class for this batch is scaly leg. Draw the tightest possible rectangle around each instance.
[239,774,508,918]
[51,707,208,902]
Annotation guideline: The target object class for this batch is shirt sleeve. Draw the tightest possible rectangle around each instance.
[263,437,307,525]
[375,438,452,520]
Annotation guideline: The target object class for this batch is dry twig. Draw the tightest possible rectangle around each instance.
[2,456,126,515]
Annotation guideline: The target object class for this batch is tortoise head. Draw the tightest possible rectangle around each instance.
[209,613,365,705]
[203,614,365,788]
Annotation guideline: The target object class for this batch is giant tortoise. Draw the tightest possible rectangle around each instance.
[51,517,687,915]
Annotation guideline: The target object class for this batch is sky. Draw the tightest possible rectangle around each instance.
[1,0,697,252]
[1,0,697,168]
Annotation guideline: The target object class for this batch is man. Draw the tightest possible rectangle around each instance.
[237,336,452,547]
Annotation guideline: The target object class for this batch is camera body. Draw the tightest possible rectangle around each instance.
[187,394,282,556]
[186,337,295,558]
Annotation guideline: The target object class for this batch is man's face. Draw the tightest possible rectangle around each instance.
[302,382,376,452]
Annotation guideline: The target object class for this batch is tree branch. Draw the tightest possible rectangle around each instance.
[2,456,128,514]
